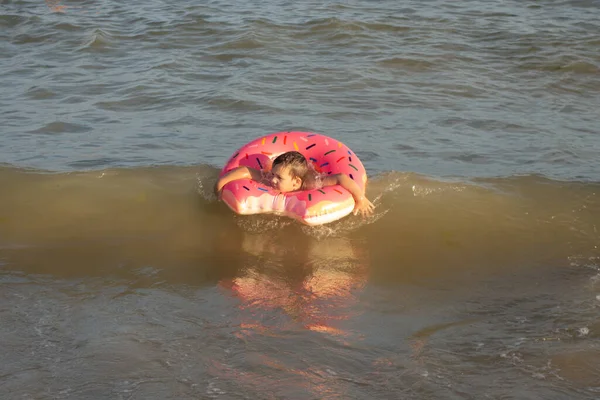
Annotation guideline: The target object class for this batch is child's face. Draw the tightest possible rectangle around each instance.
[270,164,302,192]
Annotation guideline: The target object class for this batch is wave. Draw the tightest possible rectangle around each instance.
[78,28,115,52]
[1,165,598,282]
[28,121,92,134]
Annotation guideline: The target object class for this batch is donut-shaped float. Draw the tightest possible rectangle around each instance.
[219,132,367,225]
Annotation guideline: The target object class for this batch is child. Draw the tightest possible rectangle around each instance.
[215,151,375,217]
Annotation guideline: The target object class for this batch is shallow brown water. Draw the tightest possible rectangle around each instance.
[1,166,599,399]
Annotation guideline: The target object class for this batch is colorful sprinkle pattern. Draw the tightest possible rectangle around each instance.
[219,132,368,225]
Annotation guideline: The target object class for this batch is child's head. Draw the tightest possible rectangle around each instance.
[270,151,309,192]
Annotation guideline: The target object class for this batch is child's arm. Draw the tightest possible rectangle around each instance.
[322,173,375,217]
[214,166,263,196]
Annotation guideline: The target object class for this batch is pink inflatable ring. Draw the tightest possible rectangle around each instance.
[219,131,368,226]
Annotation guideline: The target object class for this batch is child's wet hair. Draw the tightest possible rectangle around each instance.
[272,151,309,180]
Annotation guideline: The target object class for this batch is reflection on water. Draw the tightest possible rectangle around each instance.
[45,0,67,13]
[221,233,368,338]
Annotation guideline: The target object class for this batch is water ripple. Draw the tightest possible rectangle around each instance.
[29,121,91,135]
[0,0,599,180]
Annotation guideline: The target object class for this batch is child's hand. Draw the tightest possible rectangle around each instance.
[353,196,375,217]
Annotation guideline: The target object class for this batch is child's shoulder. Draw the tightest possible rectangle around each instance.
[301,170,327,191]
